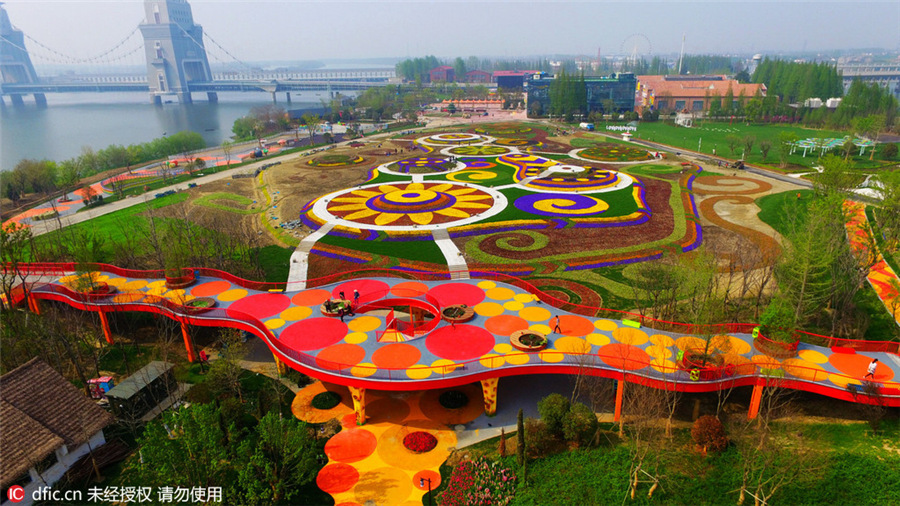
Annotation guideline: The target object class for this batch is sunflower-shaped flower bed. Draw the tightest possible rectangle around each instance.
[307,154,365,167]
[320,299,351,317]
[403,431,438,453]
[165,268,196,290]
[180,297,217,315]
[679,349,726,380]
[510,329,548,352]
[442,304,474,324]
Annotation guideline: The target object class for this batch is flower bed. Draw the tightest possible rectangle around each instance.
[680,349,726,380]
[442,304,474,323]
[753,330,800,359]
[403,431,438,453]
[320,299,351,316]
[579,144,653,162]
[510,329,548,352]
[439,390,469,410]
[311,391,342,410]
[165,268,196,289]
[307,154,365,167]
[439,458,516,506]
[181,297,216,314]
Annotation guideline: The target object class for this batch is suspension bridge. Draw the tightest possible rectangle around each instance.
[0,0,394,106]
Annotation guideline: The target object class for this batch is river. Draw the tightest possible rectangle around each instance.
[1,91,331,170]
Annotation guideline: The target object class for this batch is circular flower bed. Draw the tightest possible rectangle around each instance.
[441,304,474,323]
[307,154,365,167]
[510,329,548,352]
[181,297,216,314]
[579,144,653,162]
[439,390,469,409]
[311,391,342,410]
[403,431,438,453]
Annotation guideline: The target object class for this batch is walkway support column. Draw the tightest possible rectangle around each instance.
[28,293,41,315]
[480,378,499,416]
[747,382,764,420]
[614,379,625,422]
[349,386,366,425]
[273,354,287,376]
[180,321,197,363]
[97,311,114,344]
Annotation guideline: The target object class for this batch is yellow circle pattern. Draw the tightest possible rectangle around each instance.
[519,306,552,322]
[265,319,285,330]
[345,332,368,344]
[351,362,378,378]
[503,301,524,311]
[349,316,382,333]
[485,287,516,301]
[477,280,496,289]
[612,327,649,345]
[280,306,313,321]
[474,302,505,317]
[587,333,611,346]
[798,349,828,364]
[554,336,591,354]
[218,288,248,301]
[594,319,618,331]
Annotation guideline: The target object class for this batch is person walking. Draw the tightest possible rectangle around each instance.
[353,289,360,306]
[553,315,561,334]
[864,358,879,380]
[339,290,346,301]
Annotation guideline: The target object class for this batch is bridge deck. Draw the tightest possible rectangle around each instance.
[25,266,900,407]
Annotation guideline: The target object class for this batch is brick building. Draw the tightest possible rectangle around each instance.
[636,75,766,114]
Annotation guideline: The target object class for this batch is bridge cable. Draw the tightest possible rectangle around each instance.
[16,23,143,64]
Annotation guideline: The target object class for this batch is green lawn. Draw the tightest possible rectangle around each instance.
[505,420,900,506]
[632,121,891,170]
[755,189,815,235]
[195,192,262,215]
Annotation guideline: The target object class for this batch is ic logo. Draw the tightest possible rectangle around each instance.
[7,485,25,503]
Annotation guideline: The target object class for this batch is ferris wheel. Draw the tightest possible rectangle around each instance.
[619,34,653,66]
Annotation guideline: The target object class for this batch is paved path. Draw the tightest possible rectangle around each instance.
[30,268,900,407]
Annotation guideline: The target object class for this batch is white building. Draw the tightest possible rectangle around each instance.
[1,359,115,506]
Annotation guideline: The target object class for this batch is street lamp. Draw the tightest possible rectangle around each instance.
[420,477,433,506]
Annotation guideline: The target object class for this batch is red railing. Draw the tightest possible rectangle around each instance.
[10,262,900,354]
[24,281,900,404]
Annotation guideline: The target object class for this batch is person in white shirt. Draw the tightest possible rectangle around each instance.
[864,358,879,380]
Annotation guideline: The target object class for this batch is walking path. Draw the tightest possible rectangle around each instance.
[844,200,900,326]
[27,266,900,406]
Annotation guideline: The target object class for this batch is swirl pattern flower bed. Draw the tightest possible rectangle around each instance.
[578,144,653,162]
[308,154,365,167]
[403,431,438,453]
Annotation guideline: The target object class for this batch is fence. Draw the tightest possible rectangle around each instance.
[10,262,900,354]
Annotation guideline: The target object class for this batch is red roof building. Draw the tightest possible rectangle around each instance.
[429,66,455,83]
[636,75,766,114]
[465,70,492,84]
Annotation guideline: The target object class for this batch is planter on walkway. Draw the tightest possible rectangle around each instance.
[321,299,351,317]
[752,327,799,359]
[180,297,216,315]
[441,304,474,324]
[165,268,196,290]
[510,329,548,352]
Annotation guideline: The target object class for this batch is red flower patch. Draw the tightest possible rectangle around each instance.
[403,431,438,453]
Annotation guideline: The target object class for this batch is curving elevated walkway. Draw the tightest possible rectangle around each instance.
[14,263,900,424]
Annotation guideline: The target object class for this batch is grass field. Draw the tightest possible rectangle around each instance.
[632,121,894,171]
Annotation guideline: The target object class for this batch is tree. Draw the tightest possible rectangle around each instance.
[221,140,234,166]
[778,131,798,168]
[452,57,467,79]
[814,154,855,196]
[759,140,772,161]
[207,329,247,402]
[238,412,319,504]
[232,116,263,141]
[882,143,898,160]
[537,393,570,437]
[725,134,741,155]
[302,114,322,145]
[516,408,525,468]
[743,136,756,158]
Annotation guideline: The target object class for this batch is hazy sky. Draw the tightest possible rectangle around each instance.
[3,0,899,65]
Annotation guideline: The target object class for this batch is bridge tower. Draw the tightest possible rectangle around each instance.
[0,3,46,106]
[139,0,216,104]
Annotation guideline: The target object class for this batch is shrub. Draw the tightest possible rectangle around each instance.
[563,402,599,447]
[525,418,560,458]
[691,415,729,454]
[439,390,469,409]
[311,391,341,410]
[403,431,437,453]
[759,297,796,343]
[882,143,898,160]
[439,458,516,506]
[538,393,570,436]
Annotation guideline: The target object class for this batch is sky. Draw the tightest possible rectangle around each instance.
[3,0,899,66]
